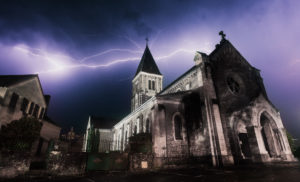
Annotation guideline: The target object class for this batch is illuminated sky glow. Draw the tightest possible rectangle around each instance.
[0,0,300,138]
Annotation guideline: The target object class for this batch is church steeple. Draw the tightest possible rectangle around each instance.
[131,43,163,111]
[135,45,162,76]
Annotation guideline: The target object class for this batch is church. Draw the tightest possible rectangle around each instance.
[83,32,296,167]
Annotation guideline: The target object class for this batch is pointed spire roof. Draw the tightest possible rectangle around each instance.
[135,45,162,76]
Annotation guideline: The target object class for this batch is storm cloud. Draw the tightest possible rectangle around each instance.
[0,0,299,139]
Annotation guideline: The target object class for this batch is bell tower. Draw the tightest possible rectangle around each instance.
[131,44,163,111]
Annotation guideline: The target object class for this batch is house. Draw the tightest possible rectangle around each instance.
[0,74,60,155]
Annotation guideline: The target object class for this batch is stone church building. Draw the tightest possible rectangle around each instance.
[83,33,296,167]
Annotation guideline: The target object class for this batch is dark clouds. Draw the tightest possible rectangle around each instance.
[0,0,300,139]
[0,0,262,49]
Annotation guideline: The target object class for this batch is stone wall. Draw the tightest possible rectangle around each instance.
[129,153,154,171]
[0,151,31,178]
[47,152,87,176]
[113,97,155,151]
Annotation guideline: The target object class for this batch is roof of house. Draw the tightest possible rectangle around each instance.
[0,74,48,107]
[90,116,118,129]
[0,74,37,87]
[135,45,162,76]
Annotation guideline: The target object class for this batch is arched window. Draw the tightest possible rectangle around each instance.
[174,115,183,140]
[148,80,151,90]
[125,131,128,145]
[152,80,155,90]
[146,119,150,133]
[134,125,137,135]
[227,76,240,94]
[139,115,143,133]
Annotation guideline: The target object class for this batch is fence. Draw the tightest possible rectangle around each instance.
[86,152,129,171]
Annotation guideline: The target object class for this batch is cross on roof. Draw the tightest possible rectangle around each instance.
[219,31,226,40]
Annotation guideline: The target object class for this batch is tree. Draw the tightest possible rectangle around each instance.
[294,146,300,159]
[0,117,42,151]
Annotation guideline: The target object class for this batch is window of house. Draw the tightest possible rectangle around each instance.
[21,98,29,113]
[29,102,35,115]
[152,81,155,90]
[33,105,40,118]
[39,108,45,119]
[174,115,183,140]
[9,93,19,109]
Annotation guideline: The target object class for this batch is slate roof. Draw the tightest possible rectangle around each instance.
[90,116,118,129]
[135,45,162,76]
[158,90,191,97]
[159,66,197,94]
[0,74,37,87]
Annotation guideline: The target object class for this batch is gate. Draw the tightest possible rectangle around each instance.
[86,152,128,171]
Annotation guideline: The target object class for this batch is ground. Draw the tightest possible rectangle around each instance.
[2,163,300,182]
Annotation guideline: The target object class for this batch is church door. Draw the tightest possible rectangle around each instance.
[238,133,252,158]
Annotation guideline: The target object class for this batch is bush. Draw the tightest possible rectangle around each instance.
[129,133,152,153]
[0,117,42,151]
[294,146,300,159]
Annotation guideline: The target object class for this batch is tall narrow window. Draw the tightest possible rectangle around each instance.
[9,93,19,109]
[29,102,35,115]
[21,98,29,113]
[174,115,183,140]
[134,125,137,135]
[146,119,150,133]
[125,131,128,144]
[33,105,40,118]
[152,81,155,90]
[148,80,151,90]
[39,108,45,119]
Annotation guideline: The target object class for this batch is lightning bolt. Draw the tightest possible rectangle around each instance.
[13,44,195,75]
[79,49,142,63]
[14,46,75,70]
[156,49,194,60]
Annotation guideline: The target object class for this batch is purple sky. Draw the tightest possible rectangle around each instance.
[0,0,299,138]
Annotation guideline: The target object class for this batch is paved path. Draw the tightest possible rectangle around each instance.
[2,164,300,182]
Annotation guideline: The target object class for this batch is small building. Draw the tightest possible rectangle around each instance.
[0,74,61,155]
[82,116,117,153]
[60,127,84,152]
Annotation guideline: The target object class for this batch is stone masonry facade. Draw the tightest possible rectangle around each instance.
[83,35,296,167]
